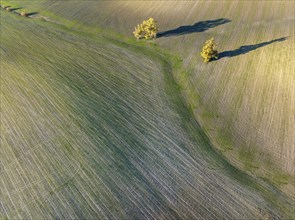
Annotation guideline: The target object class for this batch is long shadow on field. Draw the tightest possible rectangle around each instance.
[8,7,22,11]
[157,18,231,38]
[217,37,289,60]
[27,12,38,17]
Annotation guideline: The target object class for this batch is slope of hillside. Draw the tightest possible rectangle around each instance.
[1,10,295,219]
[12,0,295,194]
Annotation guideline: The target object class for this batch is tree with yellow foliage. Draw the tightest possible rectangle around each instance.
[200,38,218,63]
[133,18,158,40]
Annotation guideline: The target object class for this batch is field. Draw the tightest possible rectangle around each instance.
[8,0,294,191]
[1,1,295,219]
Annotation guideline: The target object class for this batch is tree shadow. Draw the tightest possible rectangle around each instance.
[157,18,231,38]
[217,37,289,60]
[27,12,38,17]
[9,7,22,11]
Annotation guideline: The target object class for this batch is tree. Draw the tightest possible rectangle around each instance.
[133,24,144,39]
[20,11,28,17]
[200,38,218,63]
[133,18,158,40]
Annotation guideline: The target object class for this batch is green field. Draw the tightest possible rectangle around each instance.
[1,1,295,219]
